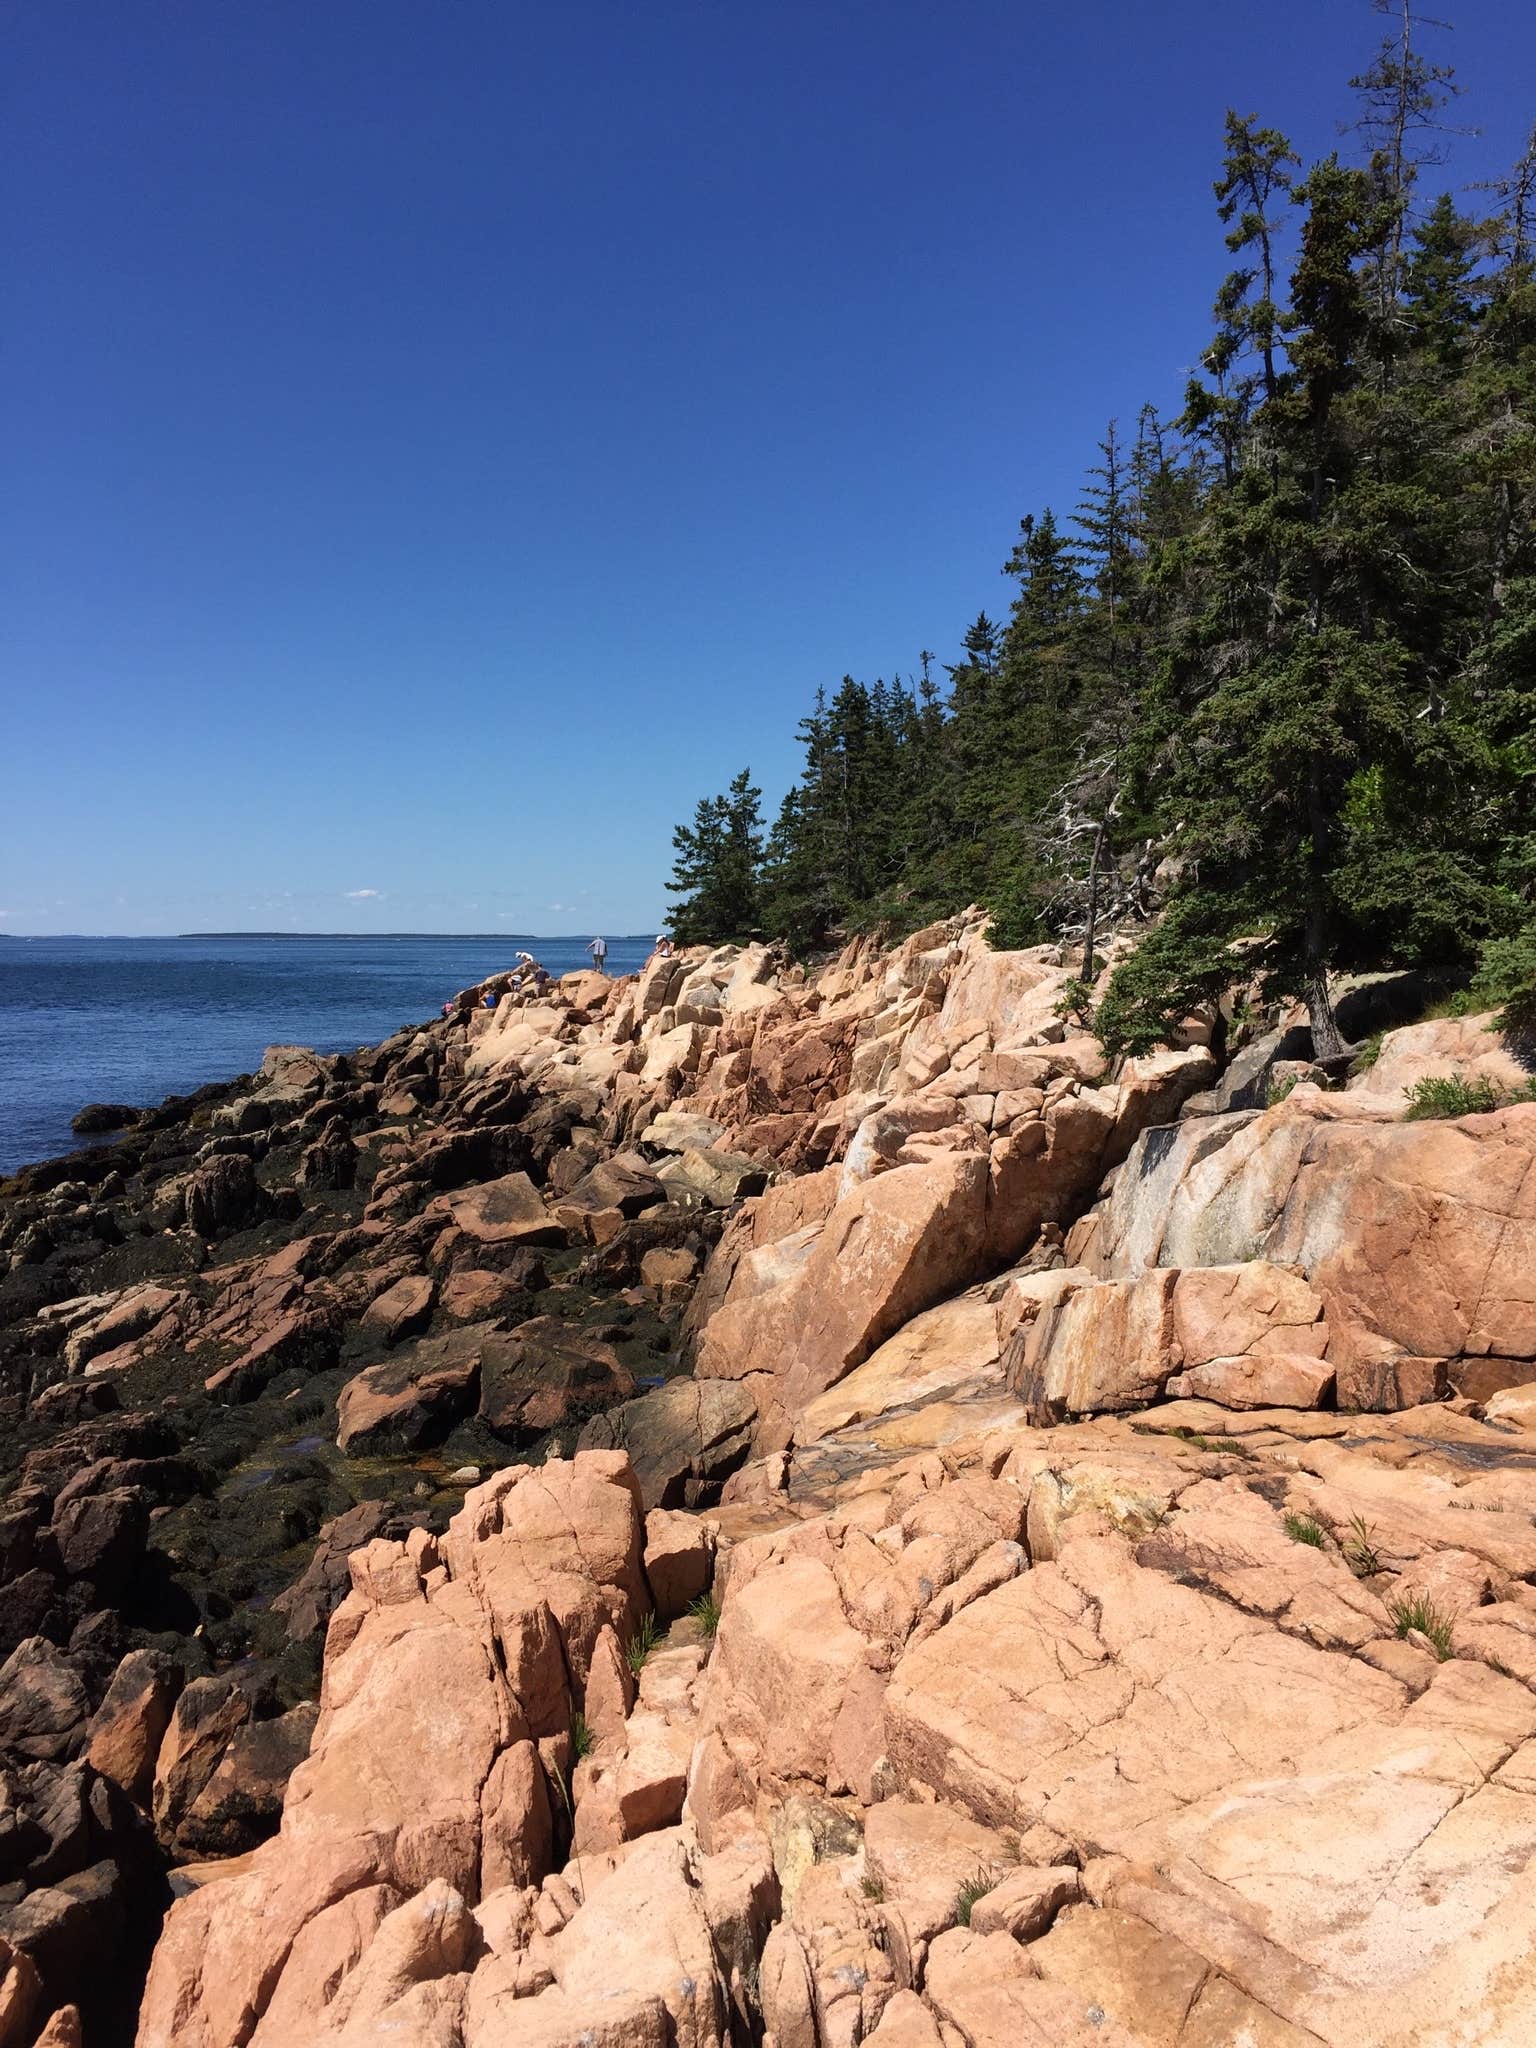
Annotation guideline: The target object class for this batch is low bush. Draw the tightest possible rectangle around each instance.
[1403,1072,1502,1120]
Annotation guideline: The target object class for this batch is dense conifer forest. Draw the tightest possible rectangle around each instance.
[665,5,1536,1056]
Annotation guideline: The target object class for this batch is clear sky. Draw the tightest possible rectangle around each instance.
[5,1,1533,935]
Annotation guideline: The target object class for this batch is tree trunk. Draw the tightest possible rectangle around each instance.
[1303,966,1348,1064]
[1080,814,1109,983]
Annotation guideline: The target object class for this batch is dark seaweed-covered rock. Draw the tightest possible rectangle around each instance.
[70,1107,142,1137]
[477,1317,634,1445]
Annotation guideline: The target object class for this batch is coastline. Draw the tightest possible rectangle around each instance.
[3,925,1536,2045]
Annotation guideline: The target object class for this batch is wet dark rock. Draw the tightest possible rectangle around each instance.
[50,1489,149,1597]
[150,1676,250,1850]
[70,1107,144,1139]
[335,1326,484,1455]
[359,1273,435,1347]
[0,1575,70,1664]
[561,1153,666,1219]
[0,1641,91,1764]
[183,1154,263,1238]
[270,1500,395,1642]
[296,1116,357,1191]
[577,1376,757,1510]
[478,1318,634,1445]
[30,1379,120,1431]
[173,1701,317,1857]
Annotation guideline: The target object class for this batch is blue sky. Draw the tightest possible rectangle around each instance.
[5,0,1534,935]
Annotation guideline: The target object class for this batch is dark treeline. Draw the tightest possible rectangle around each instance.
[667,5,1536,1056]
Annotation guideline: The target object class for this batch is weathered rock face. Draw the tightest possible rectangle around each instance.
[476,1318,635,1444]
[1050,1089,1536,1412]
[577,1377,757,1510]
[335,1327,485,1455]
[686,995,1211,1446]
[1347,1010,1534,1106]
[135,1452,645,2047]
[134,1389,1536,2048]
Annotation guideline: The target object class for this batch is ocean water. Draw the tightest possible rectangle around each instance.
[0,934,656,1175]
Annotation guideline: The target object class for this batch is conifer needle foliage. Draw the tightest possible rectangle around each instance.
[666,9,1536,1060]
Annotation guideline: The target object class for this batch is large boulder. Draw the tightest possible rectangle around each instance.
[1349,1012,1532,1105]
[694,1153,993,1446]
[335,1327,484,1455]
[578,1378,757,1509]
[85,1651,183,1806]
[0,1642,90,1764]
[477,1319,635,1444]
[1072,1095,1536,1410]
[442,1171,564,1248]
[172,1703,319,1858]
[183,1153,262,1237]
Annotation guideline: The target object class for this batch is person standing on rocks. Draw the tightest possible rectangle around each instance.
[587,935,608,974]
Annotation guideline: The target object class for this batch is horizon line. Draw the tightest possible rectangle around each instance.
[0,929,663,943]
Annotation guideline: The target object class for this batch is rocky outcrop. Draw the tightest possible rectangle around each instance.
[136,1393,1536,2048]
[13,920,1536,2047]
[1049,1086,1536,1410]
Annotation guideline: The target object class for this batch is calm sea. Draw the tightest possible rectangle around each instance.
[0,934,656,1175]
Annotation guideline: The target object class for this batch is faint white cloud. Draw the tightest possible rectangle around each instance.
[345,888,384,900]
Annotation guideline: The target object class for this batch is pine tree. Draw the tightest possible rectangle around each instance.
[1101,151,1488,1057]
[665,769,763,944]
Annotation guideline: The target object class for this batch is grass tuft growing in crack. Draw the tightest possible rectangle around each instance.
[1341,1514,1384,1578]
[953,1870,995,1928]
[625,1612,662,1675]
[1388,1594,1455,1660]
[1283,1511,1328,1548]
[569,1712,593,1763]
[688,1591,721,1640]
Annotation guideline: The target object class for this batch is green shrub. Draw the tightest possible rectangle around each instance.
[1403,1072,1502,1120]
[860,1875,886,1902]
[1387,1594,1455,1660]
[625,1613,661,1675]
[688,1591,721,1640]
[1350,1029,1386,1075]
[1053,976,1096,1025]
[1266,1073,1301,1108]
[570,1712,593,1763]
[1466,925,1536,1037]
[1283,1511,1328,1548]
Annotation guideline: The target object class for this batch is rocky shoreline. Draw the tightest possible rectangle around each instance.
[3,919,1536,2045]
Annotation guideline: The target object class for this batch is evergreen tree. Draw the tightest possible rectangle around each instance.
[662,15,1534,1061]
[665,769,763,945]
